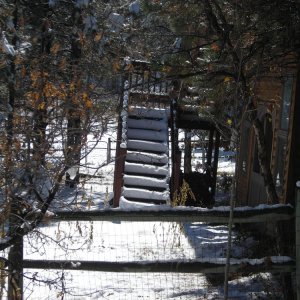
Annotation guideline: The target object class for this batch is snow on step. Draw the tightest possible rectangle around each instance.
[123,187,169,201]
[123,174,169,189]
[126,151,168,164]
[127,118,167,131]
[127,128,167,141]
[120,106,170,206]
[119,196,158,209]
[127,140,168,152]
[124,162,169,176]
[128,106,168,119]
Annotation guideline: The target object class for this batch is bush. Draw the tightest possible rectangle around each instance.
[174,171,214,208]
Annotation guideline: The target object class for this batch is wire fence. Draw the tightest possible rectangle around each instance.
[0,204,295,300]
[23,269,209,300]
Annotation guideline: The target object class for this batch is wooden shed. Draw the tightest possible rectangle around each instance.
[236,64,300,206]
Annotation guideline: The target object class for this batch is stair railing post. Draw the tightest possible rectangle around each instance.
[296,181,300,300]
[107,138,111,164]
[113,64,129,207]
[170,95,178,200]
[211,130,220,198]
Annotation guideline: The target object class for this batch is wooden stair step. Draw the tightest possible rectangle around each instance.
[123,185,167,192]
[127,128,167,142]
[127,118,168,131]
[121,197,167,205]
[122,187,169,201]
[124,171,167,180]
[123,174,169,189]
[126,151,168,165]
[127,139,168,153]
[124,162,169,177]
[128,106,168,119]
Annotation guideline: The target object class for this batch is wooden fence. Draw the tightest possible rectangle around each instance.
[6,186,300,299]
[22,204,295,275]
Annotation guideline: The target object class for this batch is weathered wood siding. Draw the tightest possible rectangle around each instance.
[286,68,300,206]
[236,123,253,206]
[237,68,299,206]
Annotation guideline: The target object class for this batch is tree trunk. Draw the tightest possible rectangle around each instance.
[6,68,24,300]
[33,106,47,166]
[8,206,23,300]
[6,6,23,298]
[8,241,23,300]
[65,5,84,187]
[65,110,82,187]
[31,17,53,166]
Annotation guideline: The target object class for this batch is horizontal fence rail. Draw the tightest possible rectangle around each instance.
[52,205,294,223]
[23,258,295,274]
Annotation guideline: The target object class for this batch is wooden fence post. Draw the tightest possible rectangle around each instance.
[296,181,300,300]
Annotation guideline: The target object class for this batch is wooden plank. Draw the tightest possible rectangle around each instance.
[22,258,295,274]
[52,205,294,223]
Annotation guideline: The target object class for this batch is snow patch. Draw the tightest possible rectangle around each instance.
[119,196,157,209]
[110,203,292,213]
[0,113,6,123]
[66,166,79,180]
[128,106,169,119]
[127,128,167,142]
[120,142,127,149]
[127,118,167,131]
[48,0,57,7]
[0,237,10,244]
[196,256,293,266]
[127,140,168,152]
[120,81,129,148]
[126,151,168,164]
[6,17,14,30]
[124,162,168,176]
[212,203,293,212]
[124,174,169,189]
[129,1,140,14]
[44,210,55,218]
[84,15,97,31]
[1,33,15,56]
[71,261,82,268]
[76,0,89,7]
[109,13,125,31]
[122,187,169,201]
[172,37,182,52]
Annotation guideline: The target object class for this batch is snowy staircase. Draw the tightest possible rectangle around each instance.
[121,107,170,207]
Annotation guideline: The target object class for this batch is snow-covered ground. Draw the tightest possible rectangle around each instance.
[4,122,285,299]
